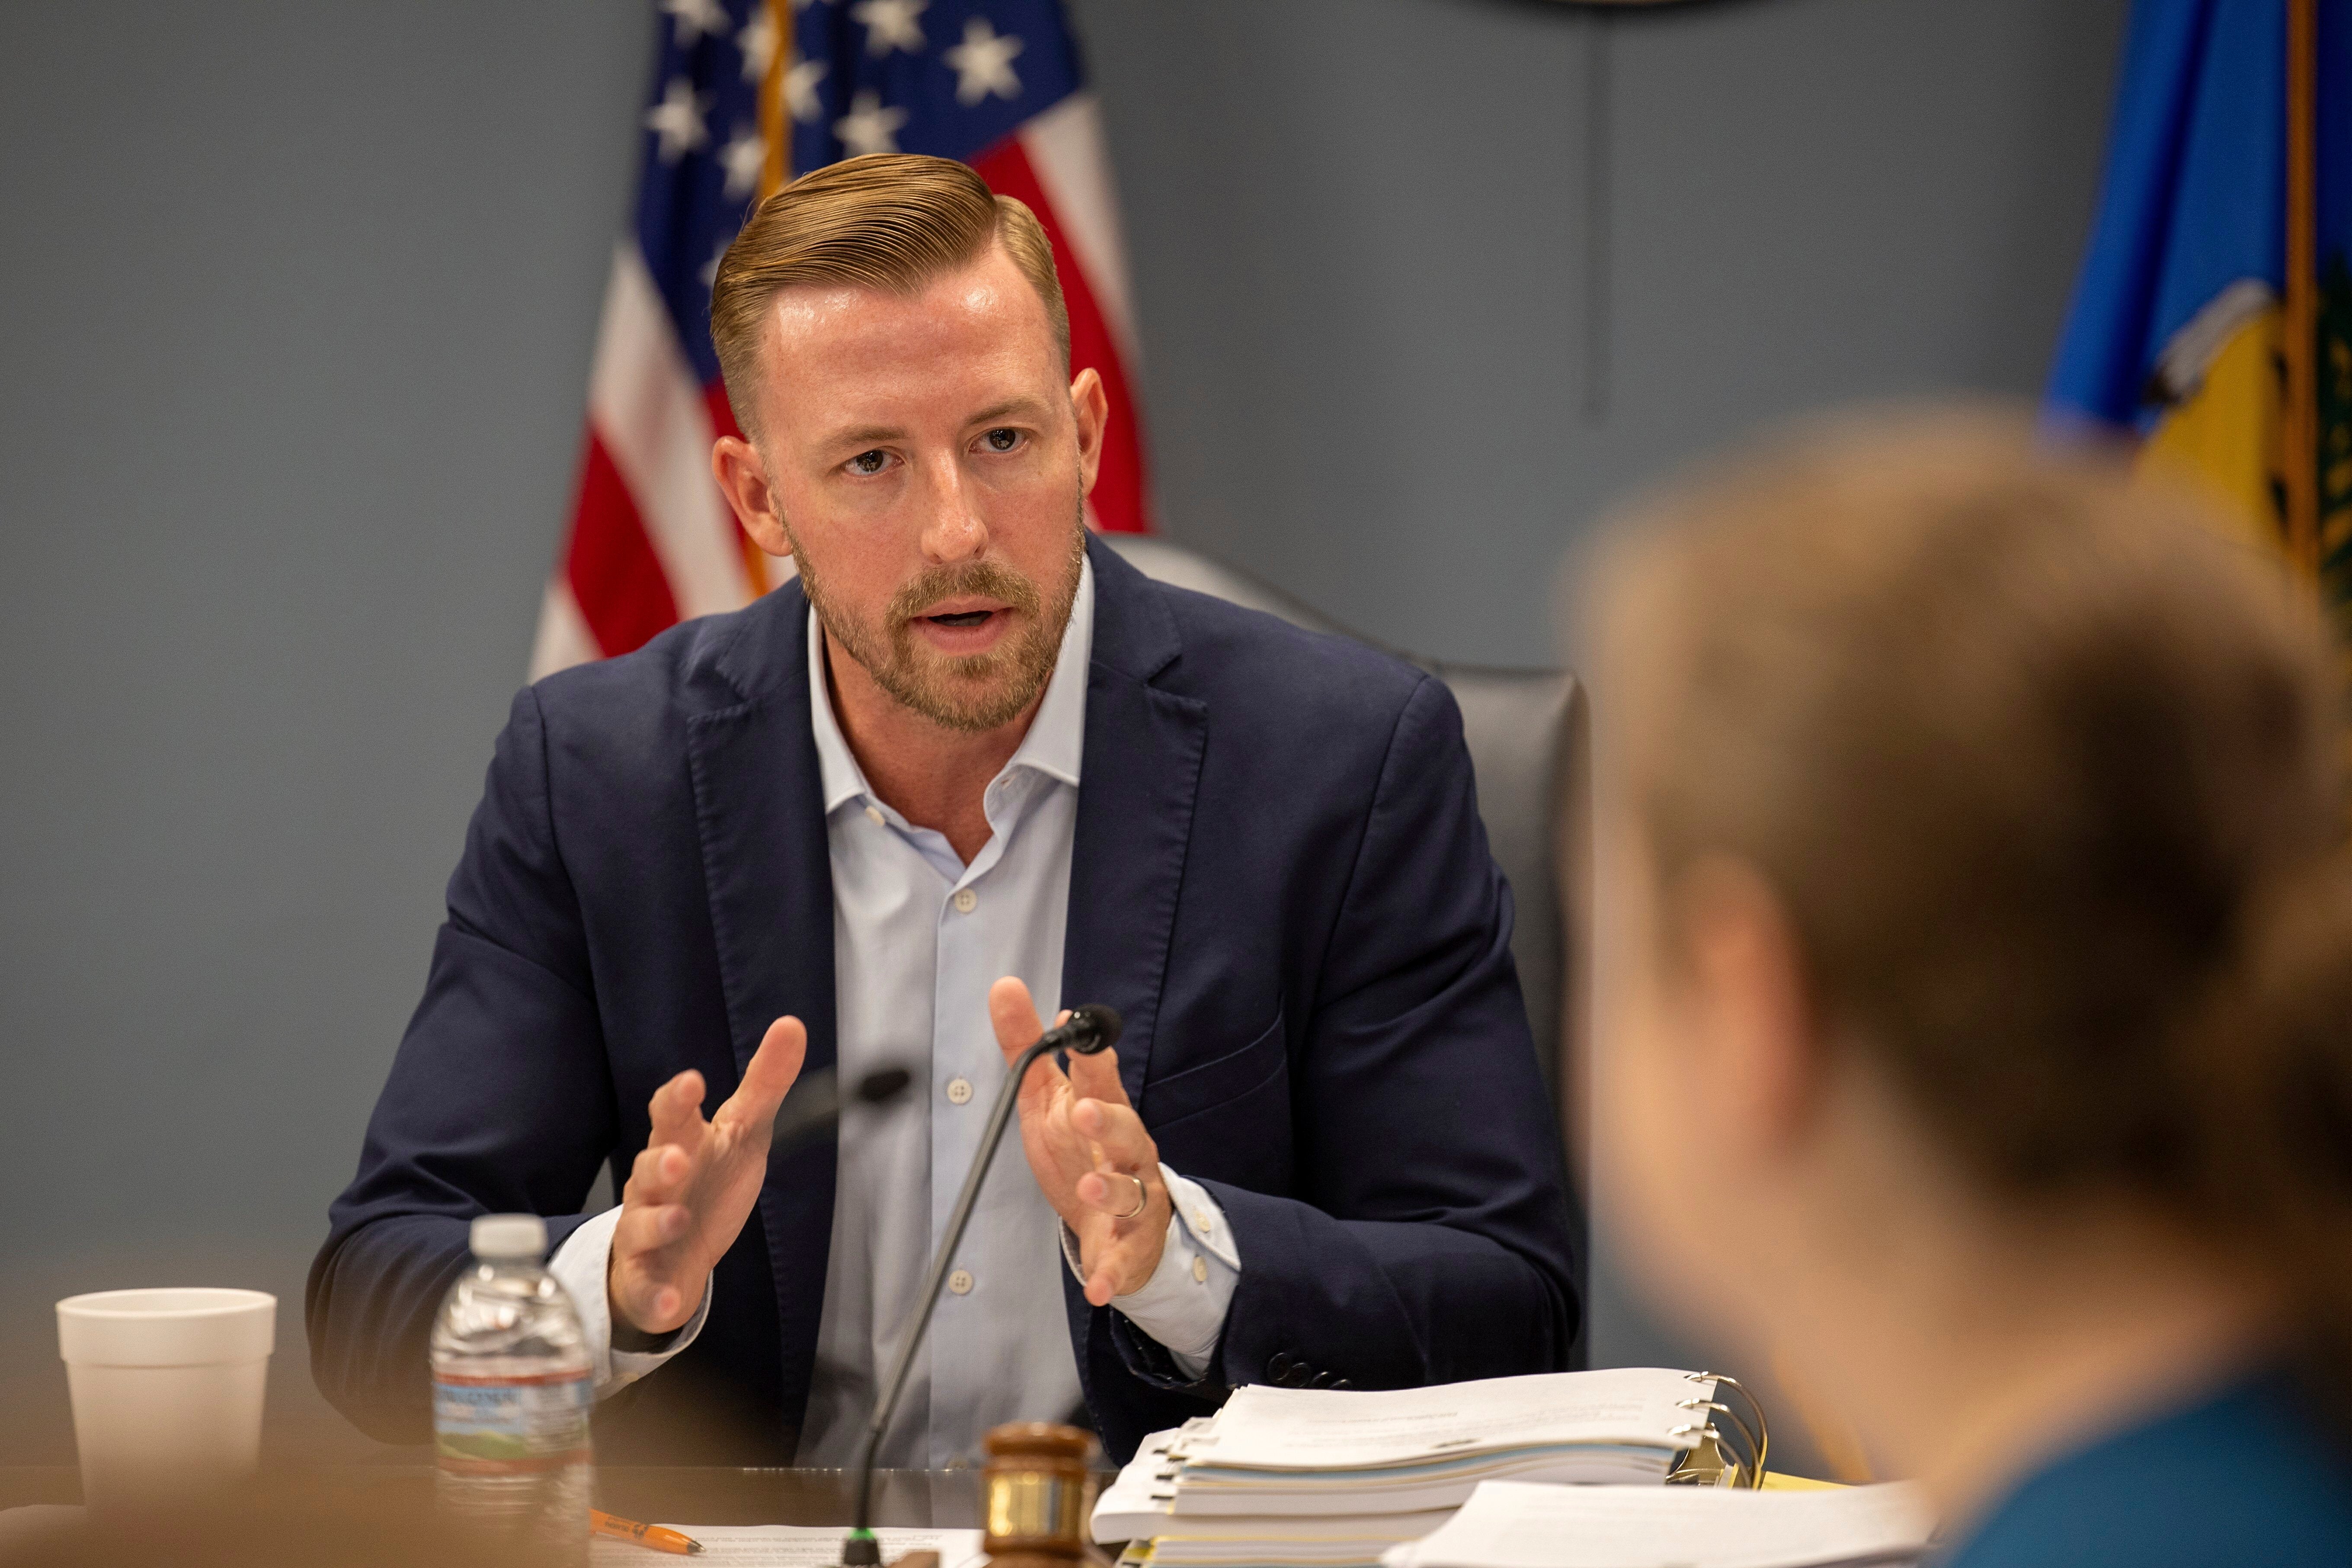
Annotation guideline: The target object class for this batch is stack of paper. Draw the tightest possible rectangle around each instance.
[1095,1426,1456,1567]
[1380,1480,1936,1568]
[1094,1369,1718,1568]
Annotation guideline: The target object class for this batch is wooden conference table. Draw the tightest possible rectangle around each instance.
[12,1466,990,1522]
[0,1465,987,1523]
[0,1466,993,1562]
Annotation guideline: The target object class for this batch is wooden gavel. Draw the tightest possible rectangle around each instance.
[886,1422,1107,1568]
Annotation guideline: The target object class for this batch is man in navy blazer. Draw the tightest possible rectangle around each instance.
[309,156,1576,1465]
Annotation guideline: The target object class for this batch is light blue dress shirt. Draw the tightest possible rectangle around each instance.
[550,557,1239,1466]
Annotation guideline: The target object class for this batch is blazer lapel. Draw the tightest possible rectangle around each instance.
[683,584,838,1451]
[1065,538,1207,1107]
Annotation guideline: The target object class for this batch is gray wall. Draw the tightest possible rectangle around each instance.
[0,0,2124,1464]
[1092,0,2129,665]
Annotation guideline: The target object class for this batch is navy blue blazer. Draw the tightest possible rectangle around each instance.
[308,536,1579,1462]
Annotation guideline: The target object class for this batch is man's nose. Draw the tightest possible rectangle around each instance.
[917,450,988,564]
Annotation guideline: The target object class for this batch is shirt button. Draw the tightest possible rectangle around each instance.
[952,888,978,915]
[945,1076,973,1105]
[1192,1255,1209,1284]
[1195,1208,1215,1233]
[864,804,885,826]
[947,1269,975,1296]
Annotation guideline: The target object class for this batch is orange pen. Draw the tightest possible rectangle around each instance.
[590,1508,705,1555]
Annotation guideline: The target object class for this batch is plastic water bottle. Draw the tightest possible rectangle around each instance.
[431,1213,593,1563]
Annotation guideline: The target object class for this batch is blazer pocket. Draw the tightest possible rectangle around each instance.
[1142,1008,1286,1129]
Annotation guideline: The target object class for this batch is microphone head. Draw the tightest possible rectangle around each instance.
[856,1065,914,1106]
[1063,1003,1123,1055]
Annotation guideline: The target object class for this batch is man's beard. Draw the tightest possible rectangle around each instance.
[791,507,1086,735]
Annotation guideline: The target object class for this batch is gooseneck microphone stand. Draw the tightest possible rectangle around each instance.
[840,1004,1125,1567]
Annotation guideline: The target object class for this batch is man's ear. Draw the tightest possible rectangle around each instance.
[713,435,792,559]
[1068,367,1107,497]
[1671,856,1823,1162]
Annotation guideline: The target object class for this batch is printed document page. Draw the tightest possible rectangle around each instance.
[1381,1480,1936,1568]
[1186,1369,1706,1470]
[593,1524,986,1568]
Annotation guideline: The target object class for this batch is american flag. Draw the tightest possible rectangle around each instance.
[531,0,1150,678]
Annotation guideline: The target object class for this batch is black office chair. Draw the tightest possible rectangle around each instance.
[1103,535,1589,1160]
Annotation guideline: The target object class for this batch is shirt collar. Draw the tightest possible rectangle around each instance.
[808,553,1094,816]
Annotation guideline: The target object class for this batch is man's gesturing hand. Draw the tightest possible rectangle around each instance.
[990,976,1168,1306]
[608,1016,806,1336]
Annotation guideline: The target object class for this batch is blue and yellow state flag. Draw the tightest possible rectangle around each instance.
[2047,0,2352,631]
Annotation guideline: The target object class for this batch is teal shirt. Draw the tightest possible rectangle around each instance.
[1941,1371,2352,1568]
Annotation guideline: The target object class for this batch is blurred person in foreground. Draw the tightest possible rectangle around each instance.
[1589,412,2352,1565]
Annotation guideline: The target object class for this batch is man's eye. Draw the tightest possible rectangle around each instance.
[982,428,1021,453]
[848,450,889,476]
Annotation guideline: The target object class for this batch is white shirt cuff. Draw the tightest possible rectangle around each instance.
[546,1205,713,1397]
[1059,1165,1240,1381]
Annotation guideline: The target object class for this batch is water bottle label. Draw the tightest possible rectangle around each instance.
[433,1371,592,1473]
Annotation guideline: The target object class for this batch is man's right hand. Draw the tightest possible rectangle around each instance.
[608,1016,806,1337]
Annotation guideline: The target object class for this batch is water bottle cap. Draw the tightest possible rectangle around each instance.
[469,1213,547,1259]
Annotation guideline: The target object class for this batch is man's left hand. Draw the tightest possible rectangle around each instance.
[990,976,1168,1305]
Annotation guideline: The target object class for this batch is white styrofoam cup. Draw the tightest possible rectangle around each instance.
[56,1287,276,1512]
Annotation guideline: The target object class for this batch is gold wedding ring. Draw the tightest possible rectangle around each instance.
[1111,1171,1148,1220]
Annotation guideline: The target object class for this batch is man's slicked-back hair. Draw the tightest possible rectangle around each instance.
[709,153,1069,436]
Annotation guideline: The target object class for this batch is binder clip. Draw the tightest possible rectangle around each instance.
[1665,1372,1770,1489]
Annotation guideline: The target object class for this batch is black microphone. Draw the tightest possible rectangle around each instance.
[770,1064,917,1162]
[1039,1004,1123,1062]
[840,1004,1124,1566]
